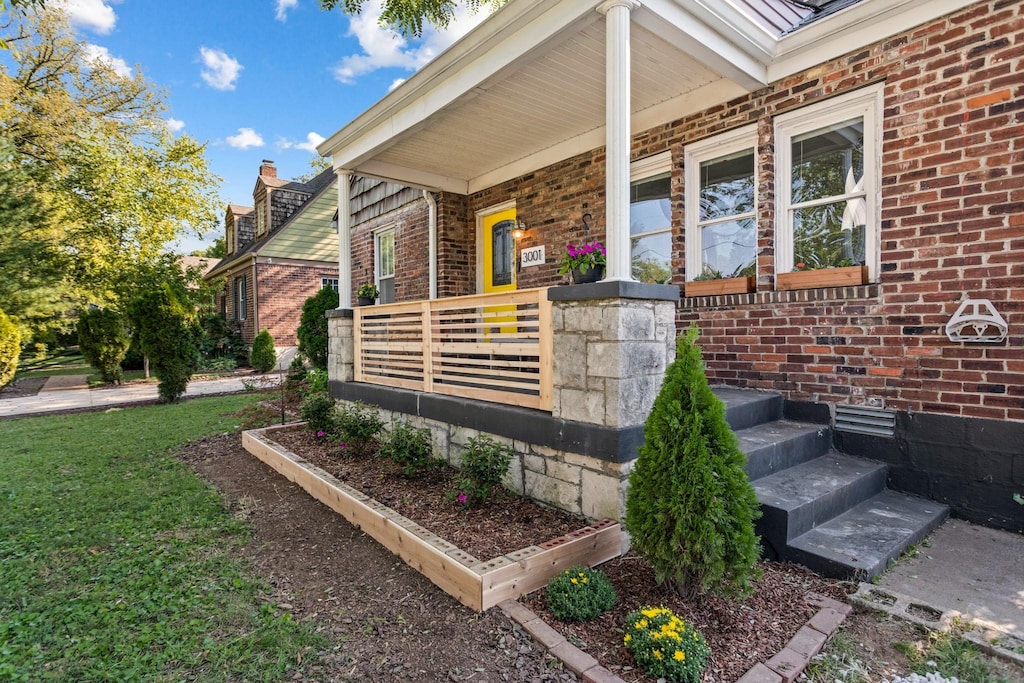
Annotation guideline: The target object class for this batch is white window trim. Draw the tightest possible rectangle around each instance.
[629,151,673,281]
[684,124,758,282]
[774,84,883,280]
[374,226,396,303]
[234,276,247,321]
[321,277,339,292]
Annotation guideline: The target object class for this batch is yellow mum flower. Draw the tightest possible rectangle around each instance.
[674,650,685,662]
[570,577,578,584]
[581,577,588,583]
[641,608,660,618]
[638,619,648,628]
[623,634,631,643]
[653,649,663,661]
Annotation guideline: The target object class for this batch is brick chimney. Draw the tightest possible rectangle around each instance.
[259,159,277,178]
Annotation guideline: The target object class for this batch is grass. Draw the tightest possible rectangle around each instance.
[896,625,1017,683]
[803,633,872,683]
[0,394,323,682]
[15,350,91,378]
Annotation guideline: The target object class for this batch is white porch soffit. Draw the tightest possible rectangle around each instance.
[318,0,967,195]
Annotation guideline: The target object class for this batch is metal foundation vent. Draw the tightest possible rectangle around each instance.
[834,404,896,437]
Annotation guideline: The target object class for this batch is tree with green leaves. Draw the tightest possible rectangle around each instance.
[297,286,340,371]
[77,308,131,384]
[625,326,762,600]
[0,307,20,388]
[127,285,199,403]
[318,0,505,37]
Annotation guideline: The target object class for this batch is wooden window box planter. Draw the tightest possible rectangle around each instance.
[684,276,756,297]
[242,424,622,612]
[776,265,868,291]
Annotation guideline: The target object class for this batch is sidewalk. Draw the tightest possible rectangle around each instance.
[0,374,279,418]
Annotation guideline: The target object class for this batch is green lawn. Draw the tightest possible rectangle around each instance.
[0,394,322,682]
[16,350,91,378]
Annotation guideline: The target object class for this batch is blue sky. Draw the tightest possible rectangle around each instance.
[51,0,490,253]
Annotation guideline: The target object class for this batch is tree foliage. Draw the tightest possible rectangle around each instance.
[297,286,339,371]
[250,329,277,373]
[318,0,505,37]
[127,285,199,403]
[0,10,220,342]
[0,307,20,388]
[77,308,130,384]
[625,327,761,600]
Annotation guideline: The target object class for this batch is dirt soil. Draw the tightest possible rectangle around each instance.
[0,376,47,398]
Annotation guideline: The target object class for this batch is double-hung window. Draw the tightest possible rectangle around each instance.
[629,151,673,284]
[321,277,339,292]
[684,125,757,282]
[775,85,882,279]
[233,276,246,321]
[375,228,395,304]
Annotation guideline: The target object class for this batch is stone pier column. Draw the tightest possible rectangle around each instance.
[326,309,354,383]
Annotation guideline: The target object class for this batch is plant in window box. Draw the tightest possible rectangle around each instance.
[776,257,868,291]
[356,283,379,306]
[684,262,756,298]
[558,241,606,284]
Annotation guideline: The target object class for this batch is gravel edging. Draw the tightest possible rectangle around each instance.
[501,591,852,683]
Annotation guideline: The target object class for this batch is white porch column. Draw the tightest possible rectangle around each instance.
[336,169,353,308]
[598,0,639,282]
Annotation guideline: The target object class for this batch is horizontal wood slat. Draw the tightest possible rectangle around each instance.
[353,288,552,411]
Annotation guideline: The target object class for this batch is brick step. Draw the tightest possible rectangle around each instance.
[737,420,832,481]
[786,489,949,580]
[753,453,888,548]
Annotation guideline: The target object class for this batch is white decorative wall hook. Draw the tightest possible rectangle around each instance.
[945,297,1008,343]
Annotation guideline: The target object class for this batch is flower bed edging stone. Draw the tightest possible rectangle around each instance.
[241,423,622,611]
[500,591,852,683]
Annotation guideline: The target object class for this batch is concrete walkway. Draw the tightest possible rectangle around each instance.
[0,374,280,418]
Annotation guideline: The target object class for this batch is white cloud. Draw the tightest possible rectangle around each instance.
[388,78,406,91]
[58,0,117,34]
[166,118,186,133]
[280,131,326,153]
[226,128,264,149]
[199,47,243,91]
[82,44,132,78]
[275,0,298,22]
[331,0,490,84]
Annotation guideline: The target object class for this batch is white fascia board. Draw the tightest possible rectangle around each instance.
[318,0,601,166]
[636,0,769,91]
[467,78,746,194]
[769,0,976,82]
[354,161,469,194]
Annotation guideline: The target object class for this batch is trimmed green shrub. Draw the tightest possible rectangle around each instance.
[250,329,277,373]
[625,326,761,600]
[449,435,513,506]
[127,285,200,403]
[77,308,130,384]
[297,286,339,371]
[336,401,384,454]
[623,606,710,683]
[379,420,435,477]
[299,392,338,436]
[0,308,20,389]
[545,566,616,622]
[305,368,328,395]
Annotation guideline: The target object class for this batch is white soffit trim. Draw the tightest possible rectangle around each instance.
[769,0,976,81]
[318,0,600,165]
[355,160,469,194]
[467,78,745,194]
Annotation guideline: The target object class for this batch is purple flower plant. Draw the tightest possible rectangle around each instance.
[559,240,607,275]
[457,492,468,504]
[316,430,325,438]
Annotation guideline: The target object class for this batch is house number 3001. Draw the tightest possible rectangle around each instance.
[520,245,545,268]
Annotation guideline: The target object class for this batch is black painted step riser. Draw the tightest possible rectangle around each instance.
[743,429,832,481]
[722,395,783,432]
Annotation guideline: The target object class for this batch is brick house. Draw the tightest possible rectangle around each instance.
[316,0,1022,574]
[205,161,339,346]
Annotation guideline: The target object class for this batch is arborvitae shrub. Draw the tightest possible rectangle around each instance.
[77,308,130,384]
[297,286,339,371]
[250,329,277,373]
[625,326,761,600]
[379,420,435,477]
[0,308,20,388]
[127,285,199,403]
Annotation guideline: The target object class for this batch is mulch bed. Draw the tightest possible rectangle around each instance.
[265,422,856,682]
[268,425,586,560]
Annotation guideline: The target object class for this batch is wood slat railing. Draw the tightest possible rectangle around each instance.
[353,288,552,411]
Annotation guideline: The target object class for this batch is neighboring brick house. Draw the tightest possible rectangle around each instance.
[318,0,1023,540]
[205,160,338,346]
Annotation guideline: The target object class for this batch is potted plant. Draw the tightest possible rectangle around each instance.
[684,262,756,297]
[357,283,379,306]
[558,241,607,284]
[776,259,868,291]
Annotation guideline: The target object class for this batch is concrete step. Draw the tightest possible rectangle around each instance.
[786,489,950,580]
[753,453,888,550]
[737,420,832,481]
[712,386,783,432]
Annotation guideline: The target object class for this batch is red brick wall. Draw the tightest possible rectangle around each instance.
[350,199,431,304]
[255,262,340,346]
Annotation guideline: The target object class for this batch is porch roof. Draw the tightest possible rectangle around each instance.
[317,0,961,195]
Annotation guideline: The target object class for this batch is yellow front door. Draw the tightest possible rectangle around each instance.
[482,208,517,294]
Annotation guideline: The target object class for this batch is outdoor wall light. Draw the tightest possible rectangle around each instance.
[512,220,527,241]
